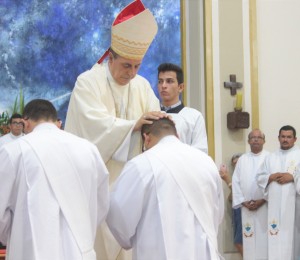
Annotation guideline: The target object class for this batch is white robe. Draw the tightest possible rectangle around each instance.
[0,132,24,147]
[0,123,109,260]
[168,107,208,153]
[232,150,269,260]
[256,145,300,260]
[107,136,224,260]
[65,62,160,260]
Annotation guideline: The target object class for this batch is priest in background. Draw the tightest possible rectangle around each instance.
[232,129,269,260]
[0,113,24,147]
[0,99,109,260]
[107,118,224,260]
[65,1,167,259]
[257,125,300,260]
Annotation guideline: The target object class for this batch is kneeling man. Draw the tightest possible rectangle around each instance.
[107,118,224,260]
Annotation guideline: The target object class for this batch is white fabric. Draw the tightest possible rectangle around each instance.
[107,136,224,260]
[256,145,300,260]
[65,62,160,172]
[0,123,109,260]
[169,107,208,153]
[65,62,160,260]
[292,163,300,260]
[232,150,269,260]
[0,132,24,147]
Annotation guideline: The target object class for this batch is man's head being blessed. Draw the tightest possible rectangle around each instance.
[141,117,177,151]
[23,99,57,134]
[98,0,158,85]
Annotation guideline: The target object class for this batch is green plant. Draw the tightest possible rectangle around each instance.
[0,111,10,135]
[12,87,25,115]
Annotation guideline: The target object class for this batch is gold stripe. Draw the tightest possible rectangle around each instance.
[181,0,187,105]
[249,0,259,129]
[112,34,151,47]
[112,39,148,60]
[204,0,215,159]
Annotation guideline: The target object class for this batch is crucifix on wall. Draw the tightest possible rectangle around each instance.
[224,74,243,95]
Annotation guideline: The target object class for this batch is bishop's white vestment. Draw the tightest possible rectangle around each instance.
[107,136,224,260]
[0,123,109,260]
[168,107,208,153]
[256,145,300,260]
[232,150,269,260]
[65,62,160,260]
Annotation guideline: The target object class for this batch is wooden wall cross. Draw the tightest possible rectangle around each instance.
[224,74,243,95]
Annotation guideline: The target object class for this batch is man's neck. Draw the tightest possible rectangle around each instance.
[251,149,263,154]
[161,101,184,113]
[161,100,181,108]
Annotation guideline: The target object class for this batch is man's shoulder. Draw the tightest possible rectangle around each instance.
[77,63,105,81]
[131,74,151,88]
[180,107,204,118]
[0,133,16,147]
[0,133,11,141]
[58,130,96,148]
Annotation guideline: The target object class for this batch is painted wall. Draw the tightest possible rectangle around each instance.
[218,1,245,259]
[210,0,300,258]
[257,0,300,151]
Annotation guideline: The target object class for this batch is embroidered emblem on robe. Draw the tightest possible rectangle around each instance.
[269,219,279,235]
[243,222,254,238]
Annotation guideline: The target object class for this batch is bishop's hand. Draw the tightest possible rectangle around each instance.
[133,111,171,132]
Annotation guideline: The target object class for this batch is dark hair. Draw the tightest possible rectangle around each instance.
[279,125,296,138]
[23,99,57,122]
[9,113,23,124]
[109,48,120,59]
[141,118,177,141]
[157,63,184,84]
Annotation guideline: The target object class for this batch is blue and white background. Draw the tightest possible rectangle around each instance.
[0,0,181,120]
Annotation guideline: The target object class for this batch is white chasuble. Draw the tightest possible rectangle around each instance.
[146,138,223,259]
[232,151,269,260]
[107,136,224,260]
[0,123,109,260]
[65,62,160,260]
[257,146,300,260]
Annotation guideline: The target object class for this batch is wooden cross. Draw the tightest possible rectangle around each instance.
[224,74,243,95]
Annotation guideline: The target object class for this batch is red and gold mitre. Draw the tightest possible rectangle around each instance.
[98,0,158,63]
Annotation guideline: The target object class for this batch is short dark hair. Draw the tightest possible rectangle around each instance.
[23,99,57,122]
[9,113,23,124]
[279,125,296,138]
[109,48,119,59]
[141,118,177,140]
[158,63,184,84]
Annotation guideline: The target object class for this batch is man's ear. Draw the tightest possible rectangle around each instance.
[143,133,151,144]
[108,52,114,63]
[178,83,184,93]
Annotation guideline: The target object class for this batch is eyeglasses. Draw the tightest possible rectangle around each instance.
[249,136,264,140]
[11,122,24,126]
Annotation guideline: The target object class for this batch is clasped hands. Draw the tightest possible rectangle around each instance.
[242,199,266,211]
[269,172,294,185]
